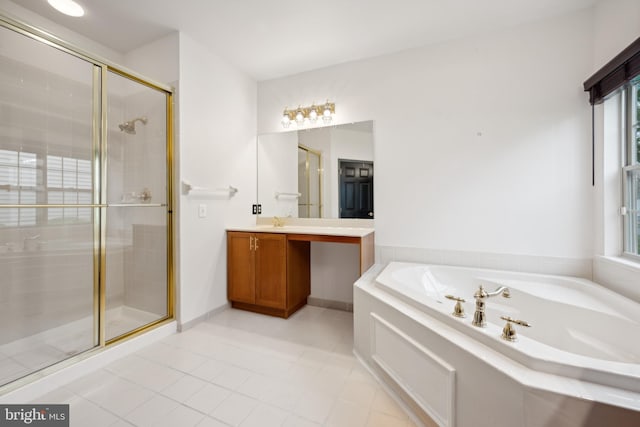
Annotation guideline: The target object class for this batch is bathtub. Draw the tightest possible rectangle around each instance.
[354,262,640,427]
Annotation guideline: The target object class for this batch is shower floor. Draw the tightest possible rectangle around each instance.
[0,306,160,387]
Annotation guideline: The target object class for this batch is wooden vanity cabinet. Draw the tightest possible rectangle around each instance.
[227,231,310,318]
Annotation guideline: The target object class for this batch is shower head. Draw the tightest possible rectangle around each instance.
[118,116,148,135]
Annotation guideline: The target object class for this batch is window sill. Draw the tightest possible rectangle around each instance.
[596,255,640,272]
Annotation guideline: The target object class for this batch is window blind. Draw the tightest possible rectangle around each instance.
[584,36,640,105]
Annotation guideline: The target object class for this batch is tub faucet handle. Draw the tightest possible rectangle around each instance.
[445,295,466,318]
[500,315,531,342]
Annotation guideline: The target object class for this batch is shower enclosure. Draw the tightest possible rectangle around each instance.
[0,16,174,387]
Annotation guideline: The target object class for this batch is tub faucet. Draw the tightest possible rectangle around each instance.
[472,285,511,327]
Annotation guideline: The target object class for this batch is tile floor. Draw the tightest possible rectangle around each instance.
[32,306,418,426]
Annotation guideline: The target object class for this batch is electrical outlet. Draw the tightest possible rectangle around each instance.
[252,204,258,215]
[257,204,262,214]
[198,204,207,218]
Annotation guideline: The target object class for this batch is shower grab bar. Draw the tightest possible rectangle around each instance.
[181,181,238,197]
[275,191,301,199]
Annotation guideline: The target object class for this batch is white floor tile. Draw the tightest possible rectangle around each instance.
[84,377,155,417]
[239,402,289,427]
[65,369,118,398]
[69,397,120,427]
[339,378,378,407]
[115,357,184,392]
[161,374,208,403]
[109,420,135,427]
[210,393,258,426]
[210,365,252,390]
[292,390,336,424]
[260,379,303,412]
[125,394,179,427]
[326,399,370,427]
[184,383,231,414]
[282,414,322,427]
[366,410,411,427]
[371,389,407,419]
[191,359,231,382]
[158,346,209,373]
[152,404,205,427]
[235,373,274,400]
[196,416,231,427]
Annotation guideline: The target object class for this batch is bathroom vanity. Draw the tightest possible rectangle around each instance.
[227,225,374,318]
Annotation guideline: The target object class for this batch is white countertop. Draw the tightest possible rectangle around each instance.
[227,224,374,238]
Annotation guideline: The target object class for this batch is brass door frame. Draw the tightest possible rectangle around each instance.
[0,13,175,368]
[298,144,323,218]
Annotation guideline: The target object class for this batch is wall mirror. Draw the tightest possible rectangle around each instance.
[257,120,374,219]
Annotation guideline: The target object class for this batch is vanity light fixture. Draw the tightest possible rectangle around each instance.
[281,101,335,128]
[47,0,85,17]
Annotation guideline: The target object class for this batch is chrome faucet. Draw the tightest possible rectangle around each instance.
[272,216,285,227]
[472,284,511,327]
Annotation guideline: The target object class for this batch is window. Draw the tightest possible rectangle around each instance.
[46,155,92,224]
[0,149,38,227]
[0,149,91,228]
[623,77,640,258]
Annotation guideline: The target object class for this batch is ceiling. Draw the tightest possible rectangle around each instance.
[15,0,597,81]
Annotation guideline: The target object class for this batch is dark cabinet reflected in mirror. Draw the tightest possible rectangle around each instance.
[257,121,374,219]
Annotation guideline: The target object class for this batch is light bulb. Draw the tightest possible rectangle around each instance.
[308,106,318,123]
[322,104,332,124]
[295,108,305,125]
[281,111,291,128]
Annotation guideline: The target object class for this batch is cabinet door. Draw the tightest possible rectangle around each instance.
[227,232,255,304]
[254,233,287,309]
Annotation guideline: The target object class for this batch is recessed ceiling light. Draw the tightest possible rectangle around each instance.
[47,0,85,17]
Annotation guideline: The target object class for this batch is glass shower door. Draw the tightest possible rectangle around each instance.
[0,25,98,385]
[297,146,322,218]
[104,70,169,341]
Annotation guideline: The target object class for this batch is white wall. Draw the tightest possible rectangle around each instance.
[259,10,594,267]
[124,33,179,86]
[592,0,640,71]
[178,33,256,326]
[257,132,298,217]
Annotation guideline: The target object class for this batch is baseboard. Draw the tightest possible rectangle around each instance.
[177,303,230,332]
[307,296,353,312]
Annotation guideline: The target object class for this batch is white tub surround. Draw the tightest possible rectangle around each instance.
[354,263,640,427]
